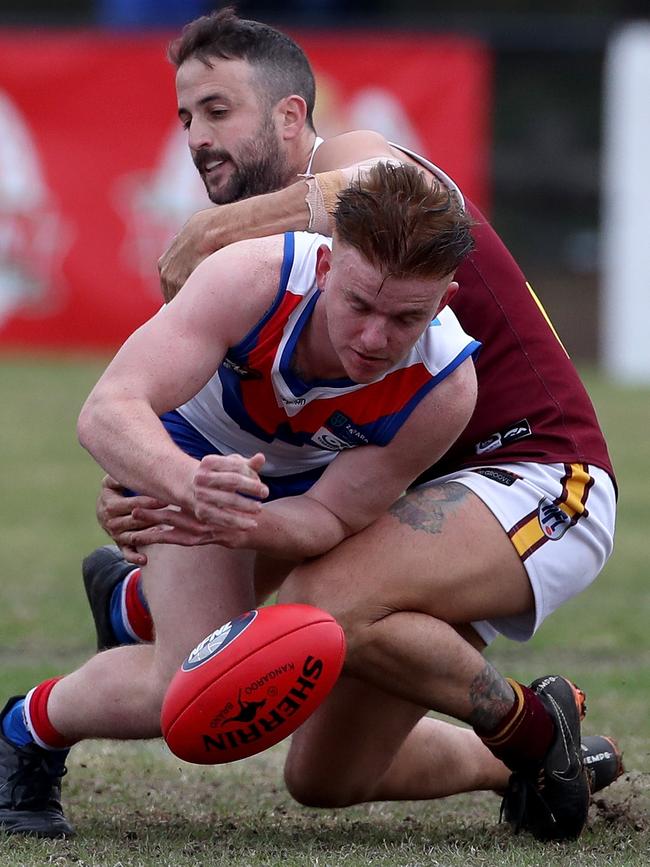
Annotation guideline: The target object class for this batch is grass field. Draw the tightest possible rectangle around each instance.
[0,354,648,866]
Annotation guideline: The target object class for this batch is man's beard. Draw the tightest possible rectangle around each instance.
[194,115,293,205]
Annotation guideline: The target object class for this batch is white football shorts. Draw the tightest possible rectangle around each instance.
[418,462,616,644]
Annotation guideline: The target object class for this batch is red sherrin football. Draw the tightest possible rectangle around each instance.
[161,604,346,764]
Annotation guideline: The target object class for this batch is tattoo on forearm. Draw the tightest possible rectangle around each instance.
[388,482,468,534]
[467,662,515,732]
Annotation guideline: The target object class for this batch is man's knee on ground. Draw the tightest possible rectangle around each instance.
[283,749,367,808]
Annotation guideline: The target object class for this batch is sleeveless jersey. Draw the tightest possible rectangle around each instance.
[177,231,480,481]
[385,144,616,487]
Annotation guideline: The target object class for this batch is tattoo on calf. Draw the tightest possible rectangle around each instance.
[467,662,515,732]
[388,482,468,534]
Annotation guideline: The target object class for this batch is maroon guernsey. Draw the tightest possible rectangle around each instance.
[417,200,615,486]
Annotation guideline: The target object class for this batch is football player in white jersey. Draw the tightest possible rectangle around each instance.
[0,162,481,837]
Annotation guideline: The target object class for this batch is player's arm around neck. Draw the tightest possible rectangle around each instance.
[159,185,311,302]
[159,131,403,301]
[247,356,478,561]
[78,235,283,509]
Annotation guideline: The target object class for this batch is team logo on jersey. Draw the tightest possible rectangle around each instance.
[475,419,532,455]
[537,498,572,540]
[311,411,369,451]
[222,357,263,380]
[311,428,356,451]
[475,433,501,454]
[182,610,258,671]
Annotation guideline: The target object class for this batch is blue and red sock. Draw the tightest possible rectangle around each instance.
[2,678,73,751]
[109,568,154,644]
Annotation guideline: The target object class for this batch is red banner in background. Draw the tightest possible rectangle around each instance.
[0,31,491,352]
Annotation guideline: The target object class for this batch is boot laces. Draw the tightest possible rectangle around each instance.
[8,751,67,809]
[500,770,557,834]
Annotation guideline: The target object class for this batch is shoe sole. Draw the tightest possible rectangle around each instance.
[570,681,587,722]
[0,815,75,838]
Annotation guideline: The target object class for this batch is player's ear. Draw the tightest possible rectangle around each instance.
[315,244,332,290]
[277,94,308,140]
[434,279,459,315]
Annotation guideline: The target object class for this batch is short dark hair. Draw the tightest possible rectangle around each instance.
[168,7,316,130]
[334,162,475,280]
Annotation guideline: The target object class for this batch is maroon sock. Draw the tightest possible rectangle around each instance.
[477,678,555,772]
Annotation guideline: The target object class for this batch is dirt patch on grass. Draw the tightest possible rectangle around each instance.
[591,770,649,833]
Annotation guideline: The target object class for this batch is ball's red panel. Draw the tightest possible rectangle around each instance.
[161,604,345,764]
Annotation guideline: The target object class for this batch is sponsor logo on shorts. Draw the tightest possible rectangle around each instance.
[182,610,258,671]
[537,498,572,540]
[475,419,532,455]
[311,411,369,451]
[472,467,520,486]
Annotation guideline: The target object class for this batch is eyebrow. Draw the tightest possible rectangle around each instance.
[345,287,429,315]
[177,93,232,118]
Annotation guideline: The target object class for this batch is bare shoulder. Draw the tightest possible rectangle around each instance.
[195,234,286,286]
[177,233,286,298]
[312,131,435,182]
[166,234,288,344]
[311,130,394,172]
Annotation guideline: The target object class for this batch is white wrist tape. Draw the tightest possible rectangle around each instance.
[301,159,405,235]
[300,171,345,235]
